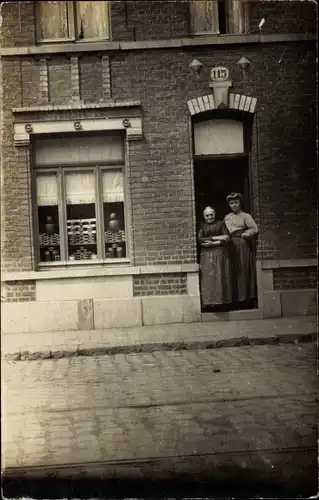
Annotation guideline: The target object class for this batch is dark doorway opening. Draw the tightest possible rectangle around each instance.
[194,155,257,312]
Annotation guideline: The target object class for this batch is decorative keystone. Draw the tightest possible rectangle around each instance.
[25,123,33,133]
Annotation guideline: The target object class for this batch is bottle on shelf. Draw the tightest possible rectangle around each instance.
[116,246,123,258]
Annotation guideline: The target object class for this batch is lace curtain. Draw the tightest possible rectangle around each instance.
[37,171,124,206]
[65,172,95,205]
[102,171,124,203]
[36,174,58,206]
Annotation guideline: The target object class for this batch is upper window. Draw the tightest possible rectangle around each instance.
[189,0,248,35]
[36,1,111,43]
[33,133,128,267]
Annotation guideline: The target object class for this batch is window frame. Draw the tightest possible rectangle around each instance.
[189,0,249,36]
[33,161,129,269]
[36,1,111,44]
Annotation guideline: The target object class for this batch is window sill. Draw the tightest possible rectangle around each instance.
[38,258,130,268]
[1,33,316,56]
[37,37,111,45]
[2,263,199,282]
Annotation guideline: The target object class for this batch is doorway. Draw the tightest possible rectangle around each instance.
[194,155,257,312]
[194,155,250,225]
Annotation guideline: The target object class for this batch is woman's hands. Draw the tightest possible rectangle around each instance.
[202,240,221,247]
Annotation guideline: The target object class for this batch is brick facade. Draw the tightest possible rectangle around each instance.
[133,273,187,296]
[273,268,317,291]
[1,281,36,302]
[1,1,317,313]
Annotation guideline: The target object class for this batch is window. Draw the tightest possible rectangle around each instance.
[36,1,111,42]
[189,0,248,35]
[33,134,127,266]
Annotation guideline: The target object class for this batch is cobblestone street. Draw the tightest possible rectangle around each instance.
[2,342,318,496]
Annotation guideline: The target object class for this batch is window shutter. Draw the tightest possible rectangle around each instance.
[36,1,73,41]
[190,0,220,34]
[76,1,110,39]
[226,0,247,34]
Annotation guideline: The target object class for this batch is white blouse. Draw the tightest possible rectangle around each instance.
[224,211,259,237]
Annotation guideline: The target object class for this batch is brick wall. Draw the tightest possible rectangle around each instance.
[79,56,104,103]
[273,267,318,290]
[133,273,187,296]
[0,1,316,48]
[249,1,317,35]
[1,57,34,273]
[1,2,317,273]
[47,57,73,105]
[0,1,36,48]
[1,280,36,302]
[111,42,316,263]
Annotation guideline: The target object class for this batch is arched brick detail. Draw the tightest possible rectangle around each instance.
[187,93,257,115]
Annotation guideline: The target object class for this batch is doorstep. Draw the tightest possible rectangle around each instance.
[2,316,317,361]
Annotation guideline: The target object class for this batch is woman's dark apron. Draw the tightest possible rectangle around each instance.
[228,229,257,303]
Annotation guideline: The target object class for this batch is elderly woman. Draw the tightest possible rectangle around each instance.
[224,193,259,308]
[198,206,232,310]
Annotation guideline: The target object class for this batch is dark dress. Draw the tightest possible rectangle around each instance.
[198,221,232,307]
[224,212,258,304]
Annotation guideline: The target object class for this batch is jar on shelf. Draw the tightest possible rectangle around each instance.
[44,250,51,262]
[116,246,123,258]
[111,244,117,259]
[45,216,55,234]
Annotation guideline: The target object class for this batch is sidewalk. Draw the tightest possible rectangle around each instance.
[2,316,317,360]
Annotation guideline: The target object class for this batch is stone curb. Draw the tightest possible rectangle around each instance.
[3,331,316,361]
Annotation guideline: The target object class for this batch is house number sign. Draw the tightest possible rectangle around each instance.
[210,66,230,82]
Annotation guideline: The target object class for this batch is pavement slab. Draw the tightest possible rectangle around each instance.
[2,315,317,360]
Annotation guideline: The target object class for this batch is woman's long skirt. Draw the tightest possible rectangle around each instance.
[200,246,232,306]
[229,235,257,303]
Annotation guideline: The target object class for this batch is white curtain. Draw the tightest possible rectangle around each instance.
[65,171,95,205]
[102,171,124,203]
[36,174,58,206]
[190,0,220,34]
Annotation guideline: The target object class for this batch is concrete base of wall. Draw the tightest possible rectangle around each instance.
[1,295,202,334]
[280,289,317,317]
[1,263,317,334]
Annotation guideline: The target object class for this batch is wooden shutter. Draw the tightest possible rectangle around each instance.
[189,0,220,34]
[226,0,248,34]
[36,1,74,41]
[76,1,110,40]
